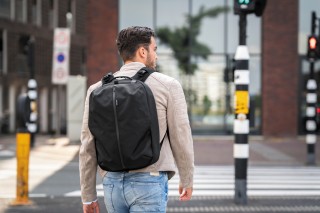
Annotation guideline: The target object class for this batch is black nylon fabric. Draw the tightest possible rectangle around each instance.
[88,68,160,172]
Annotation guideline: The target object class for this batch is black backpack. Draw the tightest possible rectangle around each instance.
[88,67,164,172]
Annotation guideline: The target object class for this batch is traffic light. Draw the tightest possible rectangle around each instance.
[315,105,320,131]
[17,94,31,130]
[254,0,267,16]
[234,0,267,17]
[224,57,236,83]
[307,35,319,61]
[234,0,255,15]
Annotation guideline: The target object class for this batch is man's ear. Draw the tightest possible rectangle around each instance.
[137,46,147,59]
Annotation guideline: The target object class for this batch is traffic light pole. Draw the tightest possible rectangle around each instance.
[306,61,317,165]
[305,12,317,165]
[239,13,247,45]
[27,37,37,148]
[234,13,249,205]
[233,0,267,205]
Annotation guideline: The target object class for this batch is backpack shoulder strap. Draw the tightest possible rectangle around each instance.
[160,129,169,149]
[132,67,155,82]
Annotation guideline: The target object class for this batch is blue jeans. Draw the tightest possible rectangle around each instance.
[103,171,168,213]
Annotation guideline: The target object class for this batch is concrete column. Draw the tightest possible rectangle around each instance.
[3,30,7,75]
[0,85,3,119]
[67,76,86,142]
[60,87,66,133]
[51,88,57,132]
[40,88,48,133]
[9,85,16,132]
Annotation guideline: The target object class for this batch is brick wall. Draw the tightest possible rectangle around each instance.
[261,0,299,136]
[76,0,87,35]
[86,0,119,86]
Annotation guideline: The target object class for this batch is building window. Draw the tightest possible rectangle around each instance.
[15,0,27,23]
[0,31,3,74]
[81,47,86,75]
[0,0,11,19]
[49,0,57,29]
[32,0,41,26]
[0,30,7,75]
[49,0,53,28]
[66,0,76,33]
[17,35,30,74]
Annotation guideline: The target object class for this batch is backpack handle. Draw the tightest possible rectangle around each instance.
[114,76,132,80]
[102,74,133,85]
[102,67,155,85]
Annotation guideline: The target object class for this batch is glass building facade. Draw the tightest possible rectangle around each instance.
[120,0,262,134]
[119,0,320,135]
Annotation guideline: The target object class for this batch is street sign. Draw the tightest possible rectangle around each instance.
[52,28,70,85]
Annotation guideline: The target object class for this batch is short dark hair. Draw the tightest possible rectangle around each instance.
[116,26,155,61]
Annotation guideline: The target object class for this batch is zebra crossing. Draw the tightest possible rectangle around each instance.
[65,165,320,197]
[168,166,320,197]
[0,144,14,158]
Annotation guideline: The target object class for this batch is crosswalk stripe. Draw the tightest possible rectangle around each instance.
[64,166,320,197]
[0,150,14,157]
[0,170,15,180]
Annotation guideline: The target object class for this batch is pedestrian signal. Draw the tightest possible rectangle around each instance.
[234,0,267,17]
[238,0,251,4]
[17,94,31,129]
[307,35,319,61]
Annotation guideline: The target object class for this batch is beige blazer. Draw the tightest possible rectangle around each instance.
[79,62,194,202]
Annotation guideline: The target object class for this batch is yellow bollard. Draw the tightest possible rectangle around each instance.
[11,132,33,205]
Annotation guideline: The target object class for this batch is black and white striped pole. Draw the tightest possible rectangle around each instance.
[27,79,37,148]
[305,78,317,165]
[305,12,318,165]
[233,12,249,205]
[233,0,267,204]
[26,37,37,148]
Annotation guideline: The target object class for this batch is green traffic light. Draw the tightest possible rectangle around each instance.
[238,0,250,4]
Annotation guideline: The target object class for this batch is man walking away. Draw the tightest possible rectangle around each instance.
[79,26,194,213]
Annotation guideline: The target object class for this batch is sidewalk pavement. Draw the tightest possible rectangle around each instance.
[2,134,319,166]
[193,135,320,166]
[0,134,320,213]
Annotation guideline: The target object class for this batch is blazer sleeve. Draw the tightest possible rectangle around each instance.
[79,85,98,203]
[167,79,194,188]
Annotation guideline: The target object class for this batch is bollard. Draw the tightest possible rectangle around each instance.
[11,132,32,205]
[11,94,33,205]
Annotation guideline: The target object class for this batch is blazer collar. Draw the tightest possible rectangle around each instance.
[118,62,146,73]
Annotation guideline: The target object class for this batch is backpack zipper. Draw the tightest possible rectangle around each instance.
[113,86,125,169]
